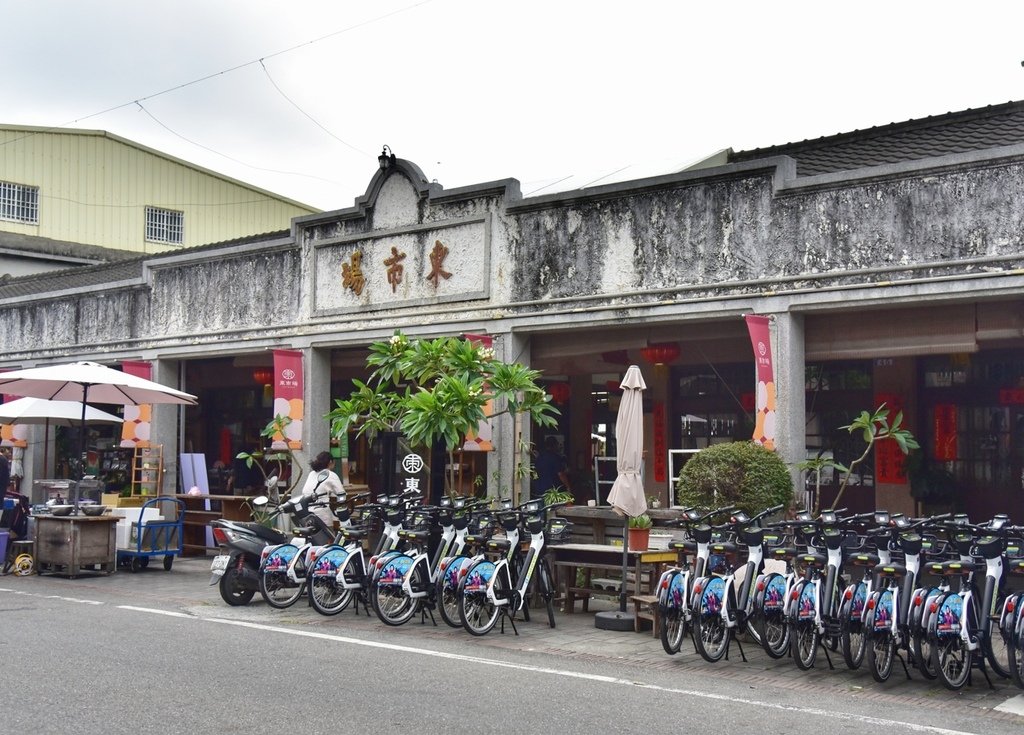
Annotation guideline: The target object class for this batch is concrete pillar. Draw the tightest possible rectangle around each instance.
[496,330,531,504]
[770,312,806,502]
[151,358,183,496]
[303,346,332,468]
[567,375,591,503]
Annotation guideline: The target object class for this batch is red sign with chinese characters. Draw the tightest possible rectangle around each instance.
[933,403,958,461]
[874,392,908,485]
[273,349,304,450]
[653,402,666,483]
[744,315,776,450]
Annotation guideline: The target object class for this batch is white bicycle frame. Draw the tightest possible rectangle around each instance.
[401,516,462,599]
[486,524,544,611]
[715,543,764,629]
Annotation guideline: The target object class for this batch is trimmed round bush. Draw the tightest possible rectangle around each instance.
[676,441,793,514]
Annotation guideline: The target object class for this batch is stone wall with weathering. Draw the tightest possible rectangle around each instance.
[2,149,1024,362]
[506,153,1024,305]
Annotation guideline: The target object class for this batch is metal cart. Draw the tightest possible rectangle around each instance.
[116,497,185,572]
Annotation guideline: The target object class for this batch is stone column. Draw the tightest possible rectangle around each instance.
[303,346,332,470]
[496,330,531,504]
[770,312,806,503]
[151,357,183,496]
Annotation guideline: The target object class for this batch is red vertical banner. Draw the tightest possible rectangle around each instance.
[120,361,152,448]
[744,315,776,450]
[1,372,28,448]
[273,349,304,450]
[933,404,958,461]
[652,401,667,483]
[461,334,494,451]
[874,392,908,484]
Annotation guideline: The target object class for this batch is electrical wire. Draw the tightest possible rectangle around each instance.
[0,0,433,152]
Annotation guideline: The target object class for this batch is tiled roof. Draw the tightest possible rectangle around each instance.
[730,100,1024,176]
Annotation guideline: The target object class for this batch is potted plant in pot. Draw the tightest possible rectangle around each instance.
[627,513,652,551]
[543,487,574,507]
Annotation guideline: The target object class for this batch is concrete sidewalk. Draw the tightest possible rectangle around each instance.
[12,556,1024,721]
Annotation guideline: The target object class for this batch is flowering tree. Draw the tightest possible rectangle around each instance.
[326,331,560,496]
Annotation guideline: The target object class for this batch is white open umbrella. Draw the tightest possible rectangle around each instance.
[0,361,197,509]
[597,364,648,630]
[0,397,125,426]
[0,397,125,481]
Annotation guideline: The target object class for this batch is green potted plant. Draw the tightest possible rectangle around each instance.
[327,331,560,499]
[543,487,575,506]
[627,513,653,551]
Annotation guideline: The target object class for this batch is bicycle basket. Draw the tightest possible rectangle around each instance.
[546,518,574,544]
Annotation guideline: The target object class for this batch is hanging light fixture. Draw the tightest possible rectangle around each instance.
[640,342,680,366]
[547,382,571,405]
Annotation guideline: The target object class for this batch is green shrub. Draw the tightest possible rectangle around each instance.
[676,441,793,514]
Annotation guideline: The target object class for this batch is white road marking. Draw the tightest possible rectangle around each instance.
[994,694,1024,716]
[117,605,193,618]
[0,588,103,605]
[205,616,982,735]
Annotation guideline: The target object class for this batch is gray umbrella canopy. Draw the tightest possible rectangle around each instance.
[0,397,124,426]
[606,365,648,518]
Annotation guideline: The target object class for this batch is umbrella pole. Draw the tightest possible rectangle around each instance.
[72,385,89,512]
[594,517,637,631]
[619,523,629,612]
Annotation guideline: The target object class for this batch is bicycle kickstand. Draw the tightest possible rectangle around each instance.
[498,608,520,636]
[418,604,437,626]
[727,632,747,663]
[896,649,912,681]
[819,637,835,670]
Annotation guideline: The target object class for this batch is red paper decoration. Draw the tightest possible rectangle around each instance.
[547,382,571,405]
[252,367,273,385]
[640,342,680,365]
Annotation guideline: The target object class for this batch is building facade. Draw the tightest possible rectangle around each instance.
[0,125,318,261]
[2,102,1023,522]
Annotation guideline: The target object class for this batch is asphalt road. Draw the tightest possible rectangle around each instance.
[3,562,1024,734]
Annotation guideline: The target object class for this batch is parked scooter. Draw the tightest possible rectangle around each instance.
[208,472,332,606]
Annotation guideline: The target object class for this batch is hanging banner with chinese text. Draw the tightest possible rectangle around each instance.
[934,403,958,461]
[874,392,908,484]
[461,333,494,451]
[119,361,152,448]
[744,315,776,450]
[653,401,667,483]
[273,349,304,450]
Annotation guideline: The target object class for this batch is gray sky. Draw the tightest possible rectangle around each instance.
[5,1,1024,210]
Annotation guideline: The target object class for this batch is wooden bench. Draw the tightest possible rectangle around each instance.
[632,594,660,636]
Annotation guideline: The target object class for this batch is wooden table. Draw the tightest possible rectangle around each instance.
[556,506,683,544]
[548,543,676,613]
[35,514,119,577]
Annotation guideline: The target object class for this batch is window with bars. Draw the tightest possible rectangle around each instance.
[0,180,40,224]
[145,206,184,245]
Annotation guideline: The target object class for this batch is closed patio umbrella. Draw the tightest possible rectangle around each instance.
[596,364,648,631]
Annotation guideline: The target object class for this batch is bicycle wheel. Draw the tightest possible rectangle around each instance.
[984,612,1012,680]
[757,573,789,659]
[839,582,867,669]
[692,578,730,662]
[1011,610,1024,688]
[259,571,304,609]
[309,575,353,615]
[458,563,505,636]
[436,573,462,628]
[911,628,937,680]
[790,619,819,670]
[866,629,895,683]
[371,576,416,626]
[932,592,972,690]
[933,634,972,690]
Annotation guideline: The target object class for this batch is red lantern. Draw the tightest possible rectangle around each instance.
[640,342,680,365]
[252,368,273,385]
[547,382,571,405]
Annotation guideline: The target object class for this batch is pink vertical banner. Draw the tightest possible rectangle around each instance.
[461,333,494,451]
[120,361,151,448]
[273,349,304,450]
[744,315,777,450]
